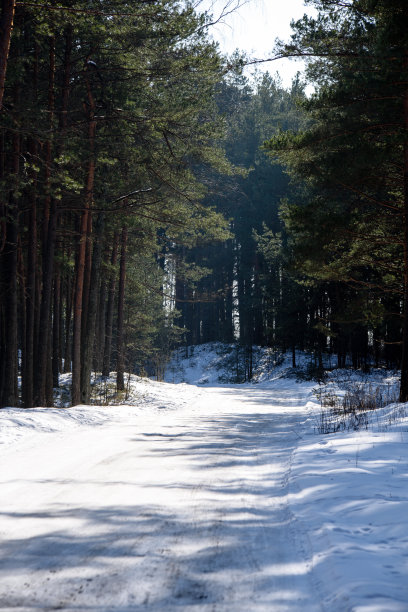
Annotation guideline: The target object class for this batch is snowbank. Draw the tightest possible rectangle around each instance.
[291,397,408,610]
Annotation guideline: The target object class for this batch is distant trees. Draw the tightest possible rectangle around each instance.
[174,72,309,369]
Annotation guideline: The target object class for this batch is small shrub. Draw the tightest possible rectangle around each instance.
[315,381,398,434]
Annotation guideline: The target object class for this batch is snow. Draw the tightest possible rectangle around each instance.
[1,346,408,611]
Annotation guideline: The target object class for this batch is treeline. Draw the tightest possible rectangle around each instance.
[174,73,306,354]
[267,0,408,399]
[3,0,408,406]
[175,73,336,374]
[0,0,232,407]
[176,0,408,396]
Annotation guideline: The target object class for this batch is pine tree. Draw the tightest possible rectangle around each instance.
[264,0,408,389]
[0,0,235,406]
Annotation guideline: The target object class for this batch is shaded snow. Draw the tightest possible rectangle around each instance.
[1,346,407,611]
[164,342,307,385]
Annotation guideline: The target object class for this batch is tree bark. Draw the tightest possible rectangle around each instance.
[42,35,55,251]
[0,0,16,111]
[1,130,19,407]
[399,50,408,402]
[63,271,73,373]
[94,253,107,372]
[80,213,104,404]
[34,199,57,406]
[34,35,56,406]
[116,226,128,391]
[72,212,91,405]
[23,139,38,407]
[102,231,119,377]
[81,209,92,353]
[52,269,61,388]
[71,65,96,405]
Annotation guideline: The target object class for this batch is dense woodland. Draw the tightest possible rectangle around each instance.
[1,0,408,407]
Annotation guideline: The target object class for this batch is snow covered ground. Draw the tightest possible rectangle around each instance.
[1,346,408,611]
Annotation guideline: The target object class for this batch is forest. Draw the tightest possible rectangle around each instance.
[1,0,408,408]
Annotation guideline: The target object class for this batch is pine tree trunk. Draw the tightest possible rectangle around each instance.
[45,309,54,406]
[0,129,5,398]
[0,299,5,404]
[18,234,26,399]
[0,0,16,110]
[80,213,104,404]
[63,272,73,373]
[57,30,73,376]
[72,211,90,405]
[52,270,60,388]
[42,36,55,252]
[33,36,56,406]
[399,51,408,402]
[50,26,71,386]
[59,25,72,135]
[1,118,19,407]
[34,200,57,406]
[116,226,128,391]
[23,140,37,407]
[58,270,64,373]
[224,242,234,343]
[71,64,96,405]
[2,205,18,407]
[81,211,92,352]
[253,253,263,345]
[94,257,107,372]
[102,232,119,377]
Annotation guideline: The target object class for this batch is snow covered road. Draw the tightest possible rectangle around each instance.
[0,382,322,611]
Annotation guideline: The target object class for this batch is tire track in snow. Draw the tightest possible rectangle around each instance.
[0,382,323,611]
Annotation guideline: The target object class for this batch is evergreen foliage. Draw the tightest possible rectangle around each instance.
[264,0,408,392]
[0,0,232,406]
[2,0,408,400]
[174,71,310,362]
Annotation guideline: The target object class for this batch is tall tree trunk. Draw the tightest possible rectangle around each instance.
[102,231,119,377]
[52,269,61,388]
[0,125,5,397]
[72,212,91,405]
[34,199,57,405]
[2,208,18,406]
[80,213,104,403]
[399,51,408,402]
[42,36,55,251]
[18,234,26,399]
[224,241,234,343]
[71,66,96,405]
[116,226,128,391]
[94,255,107,372]
[0,0,16,110]
[58,29,73,376]
[59,25,72,135]
[63,271,73,373]
[23,139,37,407]
[0,298,5,404]
[22,41,40,405]
[81,210,92,353]
[45,308,54,406]
[34,36,56,406]
[1,130,19,407]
